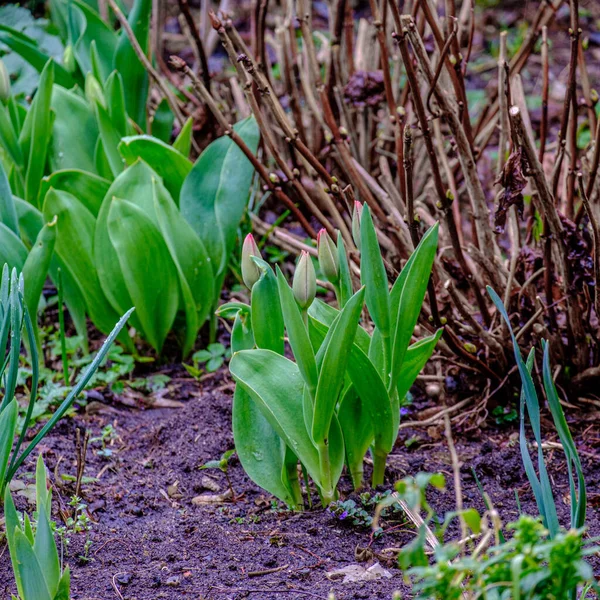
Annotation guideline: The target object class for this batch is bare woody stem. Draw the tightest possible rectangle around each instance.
[176,0,212,91]
[578,174,600,324]
[392,22,492,326]
[106,0,188,129]
[170,56,317,238]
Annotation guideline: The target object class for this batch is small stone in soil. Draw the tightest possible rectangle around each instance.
[116,573,132,585]
[166,576,181,587]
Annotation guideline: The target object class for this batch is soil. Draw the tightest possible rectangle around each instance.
[1,366,599,600]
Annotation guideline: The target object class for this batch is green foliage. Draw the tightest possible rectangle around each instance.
[0,50,259,355]
[488,287,586,537]
[225,209,439,508]
[4,455,71,600]
[0,265,132,496]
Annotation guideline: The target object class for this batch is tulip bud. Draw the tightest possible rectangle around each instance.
[352,201,363,250]
[293,251,316,310]
[0,58,10,101]
[85,73,106,108]
[317,229,340,284]
[63,45,76,73]
[241,233,262,290]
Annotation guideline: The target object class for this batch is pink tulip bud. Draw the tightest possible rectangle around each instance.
[241,233,261,289]
[293,251,316,310]
[317,228,340,284]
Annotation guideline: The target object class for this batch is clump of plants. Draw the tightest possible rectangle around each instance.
[4,455,71,600]
[222,205,440,507]
[0,265,130,498]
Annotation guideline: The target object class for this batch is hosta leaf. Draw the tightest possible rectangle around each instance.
[113,0,151,126]
[152,177,213,356]
[180,117,259,278]
[230,350,323,488]
[119,135,192,201]
[49,85,98,174]
[107,197,179,353]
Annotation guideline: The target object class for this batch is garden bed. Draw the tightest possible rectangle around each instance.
[2,366,598,600]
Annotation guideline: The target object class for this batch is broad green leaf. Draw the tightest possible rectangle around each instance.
[312,287,365,446]
[230,349,323,488]
[43,188,121,336]
[180,117,259,278]
[173,117,193,157]
[231,310,254,353]
[360,205,390,337]
[251,258,284,355]
[67,1,117,81]
[390,223,438,392]
[0,161,18,235]
[19,60,54,206]
[337,388,372,489]
[276,267,318,398]
[39,170,110,217]
[396,330,443,403]
[13,529,53,600]
[0,102,24,170]
[14,197,90,349]
[4,487,25,597]
[0,222,28,270]
[55,569,71,600]
[104,71,128,138]
[233,387,297,507]
[49,85,98,174]
[152,99,175,144]
[113,0,152,126]
[0,27,76,89]
[0,400,18,489]
[336,232,353,308]
[94,101,124,177]
[22,218,57,349]
[119,135,192,201]
[33,499,60,595]
[94,160,155,329]
[308,298,370,354]
[152,177,213,356]
[107,197,179,352]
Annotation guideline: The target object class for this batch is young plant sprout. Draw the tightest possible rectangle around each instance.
[223,205,440,508]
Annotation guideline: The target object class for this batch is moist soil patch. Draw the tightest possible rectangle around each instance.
[1,367,599,600]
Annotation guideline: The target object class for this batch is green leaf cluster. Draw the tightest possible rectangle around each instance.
[4,455,71,600]
[0,49,259,355]
[223,208,440,508]
[0,265,131,497]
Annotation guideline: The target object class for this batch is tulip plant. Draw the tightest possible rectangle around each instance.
[222,205,440,507]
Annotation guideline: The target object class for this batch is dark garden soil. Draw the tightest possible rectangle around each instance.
[1,366,599,600]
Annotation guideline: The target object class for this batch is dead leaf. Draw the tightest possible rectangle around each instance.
[326,562,393,583]
[192,489,233,505]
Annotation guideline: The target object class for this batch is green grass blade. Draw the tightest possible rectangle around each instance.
[7,307,134,480]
